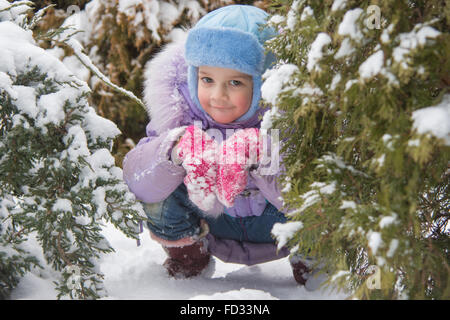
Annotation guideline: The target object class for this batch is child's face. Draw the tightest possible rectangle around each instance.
[197,66,253,124]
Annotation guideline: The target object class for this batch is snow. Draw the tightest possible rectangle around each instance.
[0,20,95,132]
[382,134,394,149]
[8,0,441,301]
[331,0,347,11]
[260,107,281,130]
[387,239,399,258]
[77,149,118,189]
[311,181,337,195]
[340,200,356,210]
[337,8,363,41]
[92,187,107,218]
[329,73,342,90]
[407,139,420,147]
[0,0,32,25]
[65,37,144,109]
[367,231,383,256]
[379,213,398,229]
[37,88,73,126]
[261,64,298,105]
[344,79,358,91]
[159,2,180,30]
[293,83,323,98]
[269,14,285,25]
[0,23,83,87]
[334,38,354,59]
[295,190,320,214]
[300,6,314,21]
[62,125,90,162]
[113,0,204,43]
[83,106,121,141]
[62,55,90,82]
[281,177,292,193]
[118,0,142,14]
[359,50,384,80]
[286,0,300,31]
[319,153,367,177]
[165,27,187,43]
[307,33,331,72]
[0,71,13,95]
[10,222,348,300]
[271,221,303,250]
[375,154,386,167]
[11,85,37,118]
[52,199,72,212]
[393,25,441,69]
[381,24,395,44]
[411,94,450,146]
[288,181,338,217]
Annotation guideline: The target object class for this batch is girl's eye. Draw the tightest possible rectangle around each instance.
[201,77,213,84]
[230,80,242,86]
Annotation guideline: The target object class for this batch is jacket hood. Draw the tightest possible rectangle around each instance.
[142,34,265,135]
[185,5,277,122]
[142,33,189,135]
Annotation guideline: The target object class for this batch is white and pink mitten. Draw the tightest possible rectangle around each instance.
[175,125,219,211]
[216,128,261,207]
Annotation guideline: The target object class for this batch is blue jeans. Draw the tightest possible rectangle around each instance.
[142,183,287,243]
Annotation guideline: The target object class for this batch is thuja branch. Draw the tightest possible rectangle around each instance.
[56,231,72,266]
[0,1,33,13]
[64,38,146,111]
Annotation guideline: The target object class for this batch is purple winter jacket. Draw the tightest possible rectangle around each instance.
[122,36,289,264]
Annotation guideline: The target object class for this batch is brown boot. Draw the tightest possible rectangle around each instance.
[163,238,211,278]
[290,255,312,285]
[291,260,311,285]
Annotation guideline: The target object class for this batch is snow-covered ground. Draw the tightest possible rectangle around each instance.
[10,222,349,300]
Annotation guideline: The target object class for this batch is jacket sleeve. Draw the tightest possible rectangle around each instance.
[122,126,187,203]
[249,169,285,212]
[206,234,290,266]
[249,131,287,212]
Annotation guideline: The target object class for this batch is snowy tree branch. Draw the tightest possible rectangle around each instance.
[65,38,146,111]
[0,1,33,13]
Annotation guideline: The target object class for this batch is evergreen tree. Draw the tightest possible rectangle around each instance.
[265,0,449,299]
[0,0,145,299]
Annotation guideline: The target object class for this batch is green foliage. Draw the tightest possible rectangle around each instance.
[0,1,145,299]
[265,0,449,299]
[0,211,41,299]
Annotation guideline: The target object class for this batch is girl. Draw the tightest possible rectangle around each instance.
[123,5,312,285]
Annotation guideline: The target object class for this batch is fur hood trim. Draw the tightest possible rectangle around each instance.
[142,33,189,134]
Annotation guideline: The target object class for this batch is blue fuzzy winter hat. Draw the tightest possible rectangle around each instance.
[185,5,277,122]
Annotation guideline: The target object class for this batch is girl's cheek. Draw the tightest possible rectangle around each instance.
[197,86,209,107]
[233,91,252,112]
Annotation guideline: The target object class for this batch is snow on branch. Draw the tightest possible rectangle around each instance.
[65,37,146,111]
[0,0,33,13]
[49,24,146,111]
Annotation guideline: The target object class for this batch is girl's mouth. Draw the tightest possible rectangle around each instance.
[212,105,232,110]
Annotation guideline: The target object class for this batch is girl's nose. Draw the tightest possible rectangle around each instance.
[211,84,228,101]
